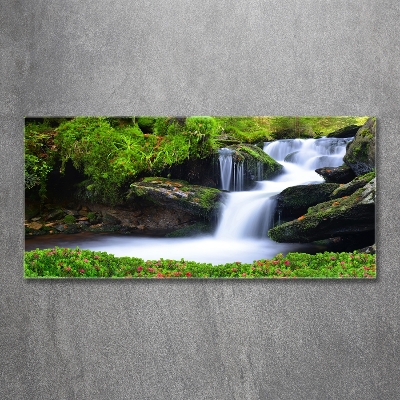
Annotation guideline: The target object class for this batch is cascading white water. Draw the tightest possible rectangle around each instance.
[215,193,277,238]
[218,147,244,192]
[256,161,263,181]
[264,137,352,167]
[218,148,233,191]
[233,162,244,191]
[218,148,245,192]
[216,137,353,241]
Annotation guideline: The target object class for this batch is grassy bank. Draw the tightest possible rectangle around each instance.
[25,247,376,279]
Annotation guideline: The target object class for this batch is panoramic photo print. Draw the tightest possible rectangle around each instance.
[24,116,376,278]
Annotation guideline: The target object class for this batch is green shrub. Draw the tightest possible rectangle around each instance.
[63,215,76,224]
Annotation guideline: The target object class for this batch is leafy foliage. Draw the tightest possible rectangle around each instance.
[25,247,376,279]
[24,120,60,200]
[53,117,219,204]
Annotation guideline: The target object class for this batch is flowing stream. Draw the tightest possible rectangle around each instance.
[25,137,352,264]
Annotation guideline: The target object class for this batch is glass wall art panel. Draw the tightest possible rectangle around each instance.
[24,116,376,278]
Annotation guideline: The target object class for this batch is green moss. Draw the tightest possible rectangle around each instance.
[87,212,96,222]
[343,117,375,176]
[331,171,375,198]
[225,143,283,180]
[196,187,220,209]
[359,171,375,181]
[63,215,76,224]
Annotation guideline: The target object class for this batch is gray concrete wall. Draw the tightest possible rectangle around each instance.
[2,1,399,398]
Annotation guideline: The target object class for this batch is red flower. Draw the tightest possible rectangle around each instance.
[83,258,89,263]
[137,266,143,272]
[186,272,192,277]
[284,260,290,266]
[79,269,85,274]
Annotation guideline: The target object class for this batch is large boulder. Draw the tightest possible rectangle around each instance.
[268,178,375,244]
[315,165,356,183]
[128,177,221,219]
[343,118,376,176]
[275,183,340,219]
[326,125,361,138]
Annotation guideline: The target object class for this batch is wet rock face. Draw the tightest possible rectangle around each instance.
[275,183,340,219]
[88,205,196,234]
[343,117,376,176]
[268,178,375,244]
[326,125,361,138]
[25,200,199,236]
[315,165,356,183]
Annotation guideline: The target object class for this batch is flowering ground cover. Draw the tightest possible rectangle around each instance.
[24,247,376,279]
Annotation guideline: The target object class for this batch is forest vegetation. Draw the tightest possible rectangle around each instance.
[25,116,368,205]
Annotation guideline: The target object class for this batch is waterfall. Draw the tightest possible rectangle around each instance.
[218,148,233,191]
[216,137,352,240]
[256,161,263,181]
[215,193,277,239]
[233,162,244,191]
[264,137,352,167]
[218,148,245,192]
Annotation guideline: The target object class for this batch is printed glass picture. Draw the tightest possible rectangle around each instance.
[24,116,376,278]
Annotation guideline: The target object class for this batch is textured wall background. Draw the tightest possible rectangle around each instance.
[2,1,399,399]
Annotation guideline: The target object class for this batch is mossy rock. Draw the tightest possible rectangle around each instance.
[343,118,376,176]
[227,143,283,180]
[268,178,375,243]
[129,177,221,219]
[330,171,375,198]
[45,208,66,221]
[276,183,340,218]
